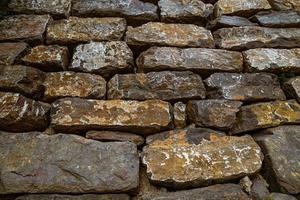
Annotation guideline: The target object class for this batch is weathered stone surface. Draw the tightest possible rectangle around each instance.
[268,0,300,12]
[136,47,243,74]
[208,15,257,30]
[0,65,45,98]
[22,45,69,71]
[72,0,158,23]
[239,176,252,194]
[214,26,300,50]
[174,102,186,128]
[126,22,214,48]
[86,130,145,147]
[214,0,271,17]
[0,132,139,194]
[252,11,300,28]
[70,41,133,78]
[283,76,300,102]
[231,100,300,134]
[16,194,130,200]
[268,193,298,200]
[0,14,52,44]
[244,48,300,73]
[205,73,286,102]
[187,100,242,130]
[51,99,173,135]
[0,42,28,65]
[43,72,106,102]
[0,92,50,132]
[107,71,206,101]
[250,175,270,200]
[46,17,126,45]
[8,0,71,17]
[158,0,213,24]
[142,128,263,188]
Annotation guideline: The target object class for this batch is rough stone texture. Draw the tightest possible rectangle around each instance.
[86,130,145,147]
[70,41,133,78]
[283,76,300,102]
[43,72,106,102]
[15,194,130,200]
[256,126,300,194]
[8,0,71,18]
[214,26,300,50]
[0,92,50,132]
[250,175,270,200]
[251,11,300,28]
[142,128,263,188]
[46,17,126,45]
[214,0,271,17]
[174,102,186,128]
[243,48,300,73]
[0,14,52,44]
[187,100,242,130]
[51,98,173,135]
[239,176,252,194]
[0,132,139,194]
[230,100,300,134]
[0,42,28,65]
[71,0,158,23]
[268,193,298,200]
[205,73,286,102]
[268,0,300,12]
[21,45,69,71]
[0,65,45,98]
[208,15,257,30]
[126,22,214,48]
[107,71,206,101]
[136,47,243,74]
[158,0,213,24]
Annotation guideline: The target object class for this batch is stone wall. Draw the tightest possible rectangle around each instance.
[0,0,300,200]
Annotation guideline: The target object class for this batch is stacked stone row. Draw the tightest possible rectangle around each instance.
[0,0,300,200]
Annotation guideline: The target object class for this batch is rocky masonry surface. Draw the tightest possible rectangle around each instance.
[0,0,300,200]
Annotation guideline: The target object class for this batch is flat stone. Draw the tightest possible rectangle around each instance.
[51,99,173,135]
[208,15,257,29]
[8,0,71,17]
[142,128,263,188]
[43,71,106,102]
[125,22,214,48]
[71,0,158,23]
[136,47,243,74]
[158,0,213,24]
[174,102,186,128]
[268,0,300,12]
[21,45,69,71]
[0,14,52,44]
[0,65,45,98]
[0,132,139,194]
[214,26,300,50]
[283,76,300,102]
[205,73,286,102]
[269,193,298,200]
[86,130,145,147]
[16,194,130,200]
[214,0,271,17]
[244,48,300,73]
[70,41,133,78]
[107,71,206,101]
[230,100,300,134]
[46,17,126,45]
[187,100,242,130]
[0,92,50,132]
[0,42,28,65]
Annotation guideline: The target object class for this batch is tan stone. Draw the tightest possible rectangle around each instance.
[268,0,300,12]
[0,42,28,65]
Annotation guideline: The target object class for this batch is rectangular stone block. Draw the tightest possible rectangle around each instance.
[0,42,28,65]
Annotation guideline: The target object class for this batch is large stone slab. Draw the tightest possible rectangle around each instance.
[136,47,243,74]
[231,100,300,134]
[107,71,206,101]
[51,99,173,135]
[8,0,71,17]
[142,128,263,188]
[214,26,300,50]
[70,41,133,78]
[0,14,52,44]
[16,194,130,200]
[205,73,286,102]
[0,42,28,65]
[268,0,300,12]
[43,72,106,102]
[243,48,300,73]
[283,76,300,102]
[0,132,139,194]
[0,92,50,132]
[208,15,257,30]
[46,17,126,45]
[125,22,214,48]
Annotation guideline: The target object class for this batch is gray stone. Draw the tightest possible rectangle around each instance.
[0,42,28,66]
[268,193,298,200]
[16,194,129,200]
[250,175,270,200]
[208,15,257,30]
[283,76,300,102]
[174,102,186,128]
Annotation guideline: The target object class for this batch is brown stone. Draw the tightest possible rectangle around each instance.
[174,102,186,128]
[46,17,126,45]
[16,194,130,200]
[268,193,298,200]
[205,73,286,102]
[250,175,270,200]
[107,71,206,101]
[268,0,300,12]
[0,92,50,132]
[125,22,214,48]
[43,71,106,102]
[283,76,300,102]
[142,128,263,188]
[0,42,28,65]
[208,15,258,30]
